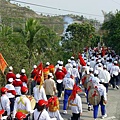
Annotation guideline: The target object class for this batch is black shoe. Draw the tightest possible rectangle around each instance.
[88,107,91,111]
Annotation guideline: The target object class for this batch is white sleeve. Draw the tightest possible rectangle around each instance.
[56,110,64,120]
[77,96,82,113]
[45,112,52,120]
[5,98,10,116]
[25,98,31,112]
[33,87,38,102]
[103,87,107,101]
[42,88,47,101]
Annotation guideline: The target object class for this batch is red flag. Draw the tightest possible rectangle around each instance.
[78,53,86,66]
[102,47,105,57]
[34,62,44,87]
[0,53,8,73]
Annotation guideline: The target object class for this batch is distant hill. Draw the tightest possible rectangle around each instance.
[0,0,101,35]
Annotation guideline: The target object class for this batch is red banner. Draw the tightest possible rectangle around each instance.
[78,53,86,66]
[0,53,8,73]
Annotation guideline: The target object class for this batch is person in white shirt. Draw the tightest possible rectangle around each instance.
[33,78,47,103]
[0,87,10,119]
[71,62,80,85]
[110,61,120,89]
[47,96,63,120]
[34,99,52,120]
[13,86,31,120]
[5,78,16,113]
[99,65,111,93]
[63,73,75,114]
[68,84,82,120]
[65,59,73,73]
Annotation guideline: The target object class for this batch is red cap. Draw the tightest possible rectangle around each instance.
[15,112,26,119]
[21,86,28,93]
[0,110,5,115]
[38,99,48,106]
[1,87,8,93]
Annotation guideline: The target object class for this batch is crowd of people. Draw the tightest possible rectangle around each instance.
[0,46,120,120]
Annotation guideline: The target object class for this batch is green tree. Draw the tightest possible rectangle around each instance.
[62,22,95,57]
[102,10,120,54]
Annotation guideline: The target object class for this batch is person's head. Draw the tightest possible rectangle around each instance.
[94,70,99,77]
[15,112,26,120]
[9,66,13,72]
[114,61,118,65]
[1,87,8,94]
[59,61,63,66]
[21,86,28,95]
[8,78,14,84]
[37,100,48,112]
[48,73,53,79]
[89,68,94,73]
[73,62,76,68]
[16,73,20,79]
[103,65,107,69]
[46,62,50,66]
[21,69,26,75]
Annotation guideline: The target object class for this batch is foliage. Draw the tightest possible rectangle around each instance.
[101,10,120,54]
[61,22,96,58]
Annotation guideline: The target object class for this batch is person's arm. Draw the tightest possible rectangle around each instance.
[5,98,10,116]
[77,96,82,114]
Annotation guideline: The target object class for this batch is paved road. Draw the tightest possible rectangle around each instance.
[59,86,120,120]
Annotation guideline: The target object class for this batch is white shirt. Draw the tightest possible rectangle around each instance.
[91,76,100,86]
[33,85,47,103]
[48,110,64,120]
[0,94,10,115]
[13,95,31,118]
[71,68,80,79]
[5,84,15,98]
[98,69,110,83]
[70,94,82,114]
[97,84,107,101]
[107,62,113,72]
[63,77,75,90]
[110,65,120,76]
[65,63,73,73]
[34,109,52,120]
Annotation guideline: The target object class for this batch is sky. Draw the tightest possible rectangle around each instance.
[10,0,120,23]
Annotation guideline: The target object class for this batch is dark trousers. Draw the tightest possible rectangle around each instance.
[57,82,63,97]
[102,83,109,93]
[111,75,119,88]
[9,97,15,112]
[71,113,80,120]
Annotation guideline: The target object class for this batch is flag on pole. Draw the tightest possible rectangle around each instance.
[78,53,86,66]
[0,53,8,74]
[34,62,44,88]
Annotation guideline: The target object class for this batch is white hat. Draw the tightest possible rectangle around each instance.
[33,65,37,69]
[98,63,102,67]
[114,61,118,64]
[59,61,63,65]
[94,70,99,75]
[9,66,13,71]
[68,59,71,63]
[87,62,90,66]
[48,72,54,78]
[21,69,25,73]
[89,67,93,72]
[8,78,13,82]
[71,56,74,59]
[73,62,76,67]
[103,65,107,68]
[16,74,20,79]
[58,66,63,70]
[57,60,60,64]
[46,62,50,66]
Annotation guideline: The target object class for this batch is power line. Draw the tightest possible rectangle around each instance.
[10,0,103,18]
[111,0,120,5]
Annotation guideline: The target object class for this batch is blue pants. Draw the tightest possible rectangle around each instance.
[93,100,106,119]
[63,89,72,110]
